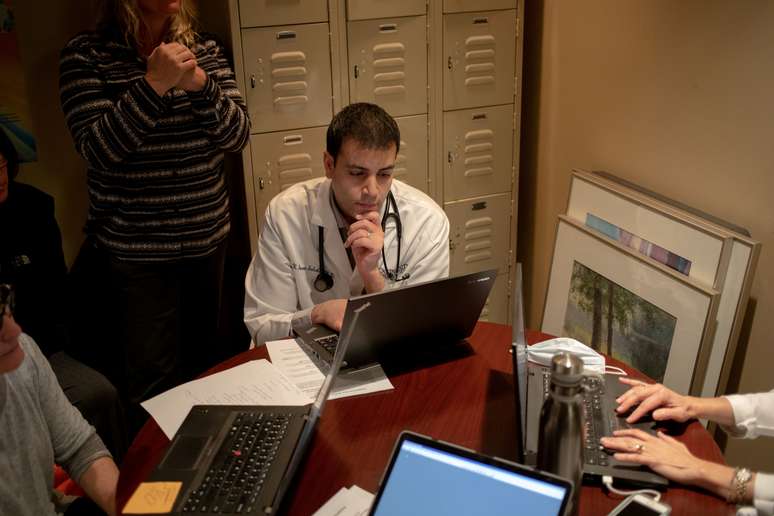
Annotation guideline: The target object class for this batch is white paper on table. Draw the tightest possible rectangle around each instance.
[266,339,394,400]
[141,359,313,439]
[312,485,374,516]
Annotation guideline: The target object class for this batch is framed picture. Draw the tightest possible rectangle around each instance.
[542,216,720,395]
[566,171,761,398]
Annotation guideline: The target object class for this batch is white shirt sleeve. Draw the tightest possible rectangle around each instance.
[244,208,307,346]
[724,390,774,439]
[754,472,774,515]
[400,207,450,286]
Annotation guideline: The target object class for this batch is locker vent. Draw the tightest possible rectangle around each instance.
[463,129,494,179]
[394,139,409,179]
[270,51,310,107]
[463,216,494,263]
[277,152,314,190]
[372,42,408,98]
[463,34,496,89]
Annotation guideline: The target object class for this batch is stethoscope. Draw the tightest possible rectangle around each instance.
[314,191,403,292]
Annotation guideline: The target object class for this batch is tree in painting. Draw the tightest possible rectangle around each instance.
[562,261,676,382]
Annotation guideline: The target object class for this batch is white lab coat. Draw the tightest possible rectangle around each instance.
[244,177,450,345]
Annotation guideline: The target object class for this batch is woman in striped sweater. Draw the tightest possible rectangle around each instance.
[59,0,249,433]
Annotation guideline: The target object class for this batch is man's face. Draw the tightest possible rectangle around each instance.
[0,313,23,373]
[324,138,396,224]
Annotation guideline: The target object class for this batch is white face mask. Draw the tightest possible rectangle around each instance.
[527,337,607,374]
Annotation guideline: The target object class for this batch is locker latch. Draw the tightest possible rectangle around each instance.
[250,74,256,88]
[258,178,265,190]
[447,56,453,70]
[353,65,359,79]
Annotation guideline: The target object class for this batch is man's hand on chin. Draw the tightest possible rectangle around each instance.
[345,211,385,293]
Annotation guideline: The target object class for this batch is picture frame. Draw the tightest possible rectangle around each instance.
[542,215,720,395]
[566,170,761,398]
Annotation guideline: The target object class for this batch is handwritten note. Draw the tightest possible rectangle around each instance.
[141,359,313,439]
[123,481,182,514]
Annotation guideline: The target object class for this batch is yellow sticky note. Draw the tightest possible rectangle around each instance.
[123,481,182,514]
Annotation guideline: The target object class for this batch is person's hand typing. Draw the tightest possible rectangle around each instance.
[344,211,385,293]
[145,42,197,96]
[311,299,347,332]
[616,377,695,424]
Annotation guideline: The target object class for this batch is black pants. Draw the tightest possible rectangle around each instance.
[106,243,227,435]
[49,351,128,464]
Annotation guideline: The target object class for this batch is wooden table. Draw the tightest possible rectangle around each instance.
[117,322,735,515]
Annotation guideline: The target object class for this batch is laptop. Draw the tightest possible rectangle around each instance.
[137,302,372,515]
[295,269,497,369]
[510,264,667,487]
[368,431,572,516]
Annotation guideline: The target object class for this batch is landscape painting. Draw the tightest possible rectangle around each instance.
[562,261,676,382]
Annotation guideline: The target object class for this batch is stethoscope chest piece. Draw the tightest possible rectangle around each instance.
[314,270,334,292]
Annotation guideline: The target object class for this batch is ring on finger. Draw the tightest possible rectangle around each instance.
[633,443,644,453]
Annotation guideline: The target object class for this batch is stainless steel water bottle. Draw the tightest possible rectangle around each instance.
[537,351,584,515]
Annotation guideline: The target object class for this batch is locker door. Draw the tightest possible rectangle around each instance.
[347,0,425,21]
[445,193,511,276]
[443,0,515,14]
[250,126,327,229]
[443,10,516,111]
[238,0,327,28]
[348,16,428,118]
[242,23,333,133]
[393,114,428,193]
[444,104,513,201]
[480,272,509,324]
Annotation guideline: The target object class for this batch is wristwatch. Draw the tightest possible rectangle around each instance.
[729,467,753,504]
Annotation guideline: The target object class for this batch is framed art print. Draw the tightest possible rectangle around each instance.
[566,171,760,398]
[542,216,720,395]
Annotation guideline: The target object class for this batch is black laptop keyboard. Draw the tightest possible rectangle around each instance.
[181,412,290,514]
[541,373,634,468]
[314,334,339,355]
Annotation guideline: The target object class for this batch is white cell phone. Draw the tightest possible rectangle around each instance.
[607,494,671,516]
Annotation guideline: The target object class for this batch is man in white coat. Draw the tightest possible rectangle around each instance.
[244,103,450,346]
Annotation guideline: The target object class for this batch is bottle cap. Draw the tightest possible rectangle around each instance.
[550,351,584,386]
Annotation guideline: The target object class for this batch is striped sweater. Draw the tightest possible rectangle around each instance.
[59,29,250,261]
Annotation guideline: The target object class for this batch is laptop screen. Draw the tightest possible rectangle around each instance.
[512,263,528,460]
[371,435,569,516]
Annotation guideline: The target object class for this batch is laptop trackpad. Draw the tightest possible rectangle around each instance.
[160,435,211,470]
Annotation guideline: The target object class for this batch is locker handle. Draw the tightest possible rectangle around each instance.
[354,64,359,79]
[276,31,297,40]
[447,56,453,70]
[283,135,304,145]
[379,23,398,33]
[447,151,453,164]
[258,177,265,190]
[250,74,256,88]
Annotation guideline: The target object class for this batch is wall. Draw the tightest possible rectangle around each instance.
[520,0,774,470]
[12,1,97,264]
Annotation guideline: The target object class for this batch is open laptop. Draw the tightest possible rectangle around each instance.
[368,431,572,516]
[136,302,371,515]
[295,269,497,369]
[510,264,667,487]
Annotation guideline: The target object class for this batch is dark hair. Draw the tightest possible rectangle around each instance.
[0,128,19,181]
[326,103,400,163]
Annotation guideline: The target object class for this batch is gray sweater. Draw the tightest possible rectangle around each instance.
[0,334,111,515]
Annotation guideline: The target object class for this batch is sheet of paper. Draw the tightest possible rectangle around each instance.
[123,481,182,514]
[141,359,313,439]
[312,485,374,516]
[266,339,394,400]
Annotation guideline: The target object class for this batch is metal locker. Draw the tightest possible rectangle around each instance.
[443,104,513,201]
[242,23,333,133]
[445,192,511,277]
[393,114,428,193]
[480,272,509,324]
[249,126,328,229]
[348,16,428,118]
[347,0,426,21]
[443,0,515,14]
[443,10,517,111]
[238,0,327,28]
